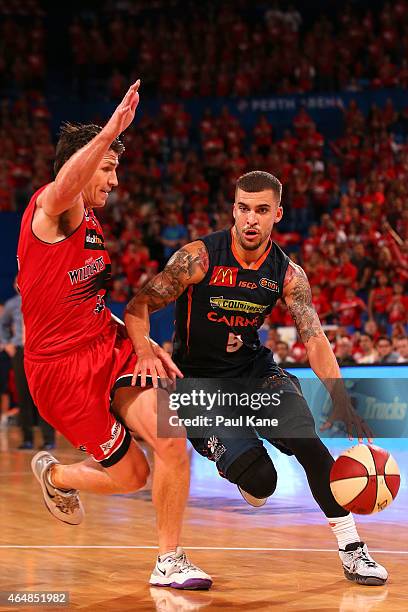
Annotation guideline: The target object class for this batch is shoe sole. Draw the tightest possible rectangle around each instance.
[149,578,212,590]
[344,569,387,586]
[31,451,83,526]
[238,486,267,507]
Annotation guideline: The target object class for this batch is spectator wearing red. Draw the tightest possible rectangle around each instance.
[121,239,150,286]
[312,285,332,324]
[368,272,393,329]
[337,287,367,331]
[386,282,408,325]
[109,278,129,303]
[330,251,358,305]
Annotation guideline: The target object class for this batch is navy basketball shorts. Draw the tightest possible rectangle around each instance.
[177,369,317,477]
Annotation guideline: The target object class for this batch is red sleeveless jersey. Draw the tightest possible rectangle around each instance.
[17,185,112,360]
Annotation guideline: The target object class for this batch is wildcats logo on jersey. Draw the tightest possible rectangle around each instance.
[84,228,105,250]
[68,256,105,285]
[209,266,238,287]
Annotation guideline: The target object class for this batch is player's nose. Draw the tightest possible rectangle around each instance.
[109,172,119,187]
[247,210,257,224]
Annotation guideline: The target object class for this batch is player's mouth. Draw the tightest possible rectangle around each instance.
[100,189,111,199]
[243,229,260,241]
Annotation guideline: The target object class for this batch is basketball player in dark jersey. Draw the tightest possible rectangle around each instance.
[18,80,211,590]
[125,171,388,586]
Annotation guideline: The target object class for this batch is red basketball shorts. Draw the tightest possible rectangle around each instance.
[25,322,137,466]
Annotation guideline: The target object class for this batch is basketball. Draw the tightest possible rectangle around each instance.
[330,444,400,514]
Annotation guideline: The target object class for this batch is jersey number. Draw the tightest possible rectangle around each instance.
[226,332,243,353]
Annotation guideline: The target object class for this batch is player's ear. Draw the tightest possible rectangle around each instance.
[274,205,283,224]
[232,203,236,220]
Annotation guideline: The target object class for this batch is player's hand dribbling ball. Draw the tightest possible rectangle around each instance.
[329,444,400,514]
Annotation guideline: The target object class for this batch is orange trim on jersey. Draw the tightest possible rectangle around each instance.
[230,228,272,270]
[186,286,193,351]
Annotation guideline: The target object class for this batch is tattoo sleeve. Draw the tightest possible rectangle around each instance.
[126,244,209,314]
[283,262,324,344]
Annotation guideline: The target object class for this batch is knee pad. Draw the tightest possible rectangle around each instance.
[225,446,277,499]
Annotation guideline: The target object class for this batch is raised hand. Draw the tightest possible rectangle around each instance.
[104,79,141,140]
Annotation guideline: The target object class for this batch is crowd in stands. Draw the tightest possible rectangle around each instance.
[0,0,407,367]
[67,0,408,99]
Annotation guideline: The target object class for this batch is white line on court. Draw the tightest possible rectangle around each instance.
[0,546,407,554]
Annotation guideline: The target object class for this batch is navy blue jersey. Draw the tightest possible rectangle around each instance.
[173,229,290,377]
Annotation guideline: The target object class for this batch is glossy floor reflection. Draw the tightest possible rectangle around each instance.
[0,426,407,611]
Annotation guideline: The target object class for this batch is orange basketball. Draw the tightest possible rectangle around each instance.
[330,444,400,514]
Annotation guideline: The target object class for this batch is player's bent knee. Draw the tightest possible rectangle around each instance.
[225,446,277,499]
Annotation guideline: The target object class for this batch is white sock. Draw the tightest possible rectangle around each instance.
[328,513,360,549]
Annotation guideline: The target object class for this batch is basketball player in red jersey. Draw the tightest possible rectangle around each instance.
[17,80,211,590]
[125,171,388,586]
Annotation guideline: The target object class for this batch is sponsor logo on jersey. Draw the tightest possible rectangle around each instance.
[209,296,268,314]
[259,277,279,292]
[84,228,105,250]
[100,421,122,456]
[68,256,105,285]
[209,266,238,287]
[84,208,98,227]
[207,312,260,327]
[238,280,257,289]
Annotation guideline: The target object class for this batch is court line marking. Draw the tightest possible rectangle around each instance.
[0,546,407,554]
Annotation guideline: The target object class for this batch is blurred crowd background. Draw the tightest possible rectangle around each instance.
[0,0,407,443]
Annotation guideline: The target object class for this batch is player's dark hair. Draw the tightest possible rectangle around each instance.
[54,122,125,176]
[360,333,373,341]
[236,171,282,203]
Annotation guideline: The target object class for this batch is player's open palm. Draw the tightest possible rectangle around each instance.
[152,344,184,384]
[105,79,141,139]
[132,345,183,389]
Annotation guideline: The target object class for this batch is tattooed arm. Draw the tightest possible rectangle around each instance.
[282,261,372,440]
[124,241,209,387]
[282,261,340,378]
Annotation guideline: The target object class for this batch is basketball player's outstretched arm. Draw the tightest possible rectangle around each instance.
[125,241,209,387]
[37,80,141,218]
[283,261,372,441]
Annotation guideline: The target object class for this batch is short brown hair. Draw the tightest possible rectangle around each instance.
[236,171,282,203]
[54,122,125,176]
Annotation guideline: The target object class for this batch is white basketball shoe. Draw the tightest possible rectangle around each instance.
[150,547,212,590]
[339,541,388,586]
[31,451,84,525]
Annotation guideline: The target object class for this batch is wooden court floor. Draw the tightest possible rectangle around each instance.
[0,427,407,611]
